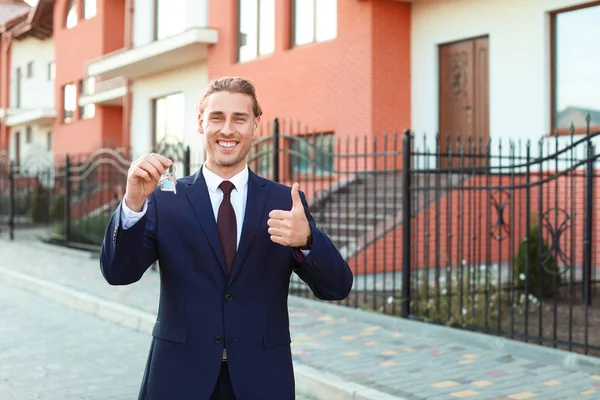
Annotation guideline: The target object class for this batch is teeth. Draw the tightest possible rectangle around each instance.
[219,142,236,148]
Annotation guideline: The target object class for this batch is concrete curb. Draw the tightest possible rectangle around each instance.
[0,267,404,400]
[289,296,600,376]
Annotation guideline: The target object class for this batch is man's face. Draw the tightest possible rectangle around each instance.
[198,91,259,175]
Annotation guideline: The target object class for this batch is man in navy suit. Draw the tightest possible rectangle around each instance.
[100,76,353,400]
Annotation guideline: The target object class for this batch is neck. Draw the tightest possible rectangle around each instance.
[205,160,246,180]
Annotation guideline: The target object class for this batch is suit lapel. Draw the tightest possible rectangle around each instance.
[229,169,267,282]
[185,167,228,275]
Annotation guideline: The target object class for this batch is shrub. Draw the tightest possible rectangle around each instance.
[513,221,562,299]
[29,185,50,223]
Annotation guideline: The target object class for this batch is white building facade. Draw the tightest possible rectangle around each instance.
[86,0,216,165]
[410,0,599,161]
[6,35,55,169]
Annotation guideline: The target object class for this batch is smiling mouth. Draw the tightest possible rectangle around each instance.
[218,141,238,149]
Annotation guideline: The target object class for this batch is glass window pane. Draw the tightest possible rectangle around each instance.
[554,5,600,130]
[63,84,77,123]
[156,0,186,40]
[294,0,315,46]
[66,0,77,29]
[155,93,184,145]
[314,134,333,174]
[239,0,259,62]
[84,0,97,19]
[291,138,311,174]
[315,0,336,42]
[258,0,275,56]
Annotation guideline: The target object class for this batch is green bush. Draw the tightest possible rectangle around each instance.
[29,186,50,223]
[513,222,562,299]
[49,195,65,223]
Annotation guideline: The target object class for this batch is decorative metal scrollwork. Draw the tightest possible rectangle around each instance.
[489,190,511,241]
[449,51,468,100]
[540,208,571,275]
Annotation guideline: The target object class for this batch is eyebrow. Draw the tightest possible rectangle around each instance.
[209,111,250,118]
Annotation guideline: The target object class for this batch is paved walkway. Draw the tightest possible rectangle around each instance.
[1,236,600,399]
[0,280,315,400]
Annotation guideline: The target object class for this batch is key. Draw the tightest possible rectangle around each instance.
[159,164,177,194]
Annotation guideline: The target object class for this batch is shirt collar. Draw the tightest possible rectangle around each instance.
[202,162,249,194]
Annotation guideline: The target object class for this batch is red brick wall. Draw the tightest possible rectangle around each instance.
[208,0,411,176]
[348,172,599,276]
[52,0,124,157]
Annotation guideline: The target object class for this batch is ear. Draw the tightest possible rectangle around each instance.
[197,114,204,135]
[252,116,261,139]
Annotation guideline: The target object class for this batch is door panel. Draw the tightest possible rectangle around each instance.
[439,36,490,168]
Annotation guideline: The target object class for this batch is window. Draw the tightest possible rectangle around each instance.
[83,0,97,19]
[155,0,185,40]
[14,67,21,107]
[79,78,96,119]
[289,133,334,176]
[26,62,33,78]
[293,0,337,46]
[153,93,185,147]
[47,131,52,152]
[66,0,77,29]
[238,0,275,62]
[551,3,600,133]
[63,83,77,123]
[48,62,55,81]
[25,126,32,144]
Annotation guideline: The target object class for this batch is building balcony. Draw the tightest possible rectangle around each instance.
[79,76,127,107]
[86,27,218,80]
[0,107,56,127]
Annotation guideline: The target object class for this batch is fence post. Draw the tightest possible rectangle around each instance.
[584,139,594,306]
[8,160,14,241]
[184,146,191,177]
[64,154,71,242]
[272,118,280,183]
[401,129,412,318]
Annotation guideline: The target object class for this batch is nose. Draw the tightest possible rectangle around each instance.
[221,118,235,135]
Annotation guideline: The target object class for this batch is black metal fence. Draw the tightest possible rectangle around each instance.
[1,118,599,357]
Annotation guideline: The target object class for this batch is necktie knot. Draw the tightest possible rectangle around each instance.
[219,180,235,196]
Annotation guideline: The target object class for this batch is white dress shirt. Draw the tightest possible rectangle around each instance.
[120,163,310,256]
[120,162,248,249]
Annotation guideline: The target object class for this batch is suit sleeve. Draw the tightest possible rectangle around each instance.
[292,190,353,301]
[99,192,158,285]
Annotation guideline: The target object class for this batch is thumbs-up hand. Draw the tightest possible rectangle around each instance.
[267,183,311,248]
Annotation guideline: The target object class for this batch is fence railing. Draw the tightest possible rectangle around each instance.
[1,118,599,357]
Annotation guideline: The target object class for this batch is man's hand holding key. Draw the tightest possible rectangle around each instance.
[125,153,173,212]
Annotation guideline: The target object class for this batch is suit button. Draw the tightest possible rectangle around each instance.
[215,336,223,344]
[225,294,233,301]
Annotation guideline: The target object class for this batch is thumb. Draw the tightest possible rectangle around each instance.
[291,182,302,210]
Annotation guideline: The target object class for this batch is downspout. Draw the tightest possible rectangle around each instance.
[122,0,134,155]
[0,31,12,154]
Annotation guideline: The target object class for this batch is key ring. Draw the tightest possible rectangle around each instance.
[159,164,177,194]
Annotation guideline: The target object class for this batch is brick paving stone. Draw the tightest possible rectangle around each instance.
[0,280,316,400]
[2,238,600,399]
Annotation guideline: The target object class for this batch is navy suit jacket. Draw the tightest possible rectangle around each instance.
[100,166,353,400]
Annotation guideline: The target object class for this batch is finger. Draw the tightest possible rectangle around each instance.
[291,183,302,210]
[131,167,152,182]
[145,155,169,175]
[269,235,289,246]
[269,209,292,220]
[267,227,287,237]
[137,160,162,182]
[150,153,173,168]
[267,218,292,229]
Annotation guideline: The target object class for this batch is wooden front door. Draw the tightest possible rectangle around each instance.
[439,36,489,168]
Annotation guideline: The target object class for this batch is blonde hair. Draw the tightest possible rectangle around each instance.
[197,76,263,118]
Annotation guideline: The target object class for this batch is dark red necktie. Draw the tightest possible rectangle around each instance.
[217,180,236,275]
